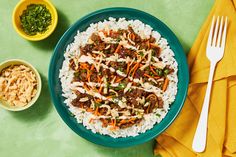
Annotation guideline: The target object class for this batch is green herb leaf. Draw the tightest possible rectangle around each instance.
[74,72,80,77]
[20,4,52,36]
[156,68,163,77]
[164,69,170,76]
[114,83,126,90]
[139,51,144,56]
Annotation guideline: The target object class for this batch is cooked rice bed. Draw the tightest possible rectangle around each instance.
[60,18,178,138]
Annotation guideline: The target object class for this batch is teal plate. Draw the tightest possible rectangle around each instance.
[48,7,189,148]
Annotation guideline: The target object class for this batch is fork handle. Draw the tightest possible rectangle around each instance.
[192,62,216,152]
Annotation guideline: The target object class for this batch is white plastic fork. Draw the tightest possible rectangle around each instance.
[192,16,228,153]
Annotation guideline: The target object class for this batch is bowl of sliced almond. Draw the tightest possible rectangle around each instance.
[0,59,41,111]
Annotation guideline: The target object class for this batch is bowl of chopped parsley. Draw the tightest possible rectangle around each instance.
[12,0,58,41]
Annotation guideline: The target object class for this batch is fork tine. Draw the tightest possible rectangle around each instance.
[221,17,228,50]
[212,16,220,46]
[217,16,224,47]
[207,16,215,46]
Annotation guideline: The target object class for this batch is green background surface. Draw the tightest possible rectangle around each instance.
[0,0,214,157]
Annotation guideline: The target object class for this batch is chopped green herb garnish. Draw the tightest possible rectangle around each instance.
[81,69,87,73]
[139,51,144,56]
[151,57,155,62]
[156,113,161,117]
[164,69,170,76]
[74,72,80,77]
[95,103,101,108]
[151,50,156,56]
[118,67,123,72]
[156,68,163,76]
[128,88,133,92]
[114,83,126,90]
[116,38,121,42]
[20,4,52,36]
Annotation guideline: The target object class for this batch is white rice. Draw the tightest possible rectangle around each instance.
[59,17,178,138]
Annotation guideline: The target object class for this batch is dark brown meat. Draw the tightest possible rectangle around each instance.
[99,107,108,115]
[110,31,120,39]
[71,94,92,109]
[90,73,97,82]
[151,47,161,57]
[80,44,94,55]
[110,43,118,53]
[146,94,157,107]
[134,69,144,79]
[119,118,142,129]
[139,42,148,50]
[158,97,164,108]
[80,72,87,82]
[97,42,106,51]
[109,61,118,69]
[149,36,156,43]
[69,59,76,70]
[145,94,158,113]
[90,33,101,42]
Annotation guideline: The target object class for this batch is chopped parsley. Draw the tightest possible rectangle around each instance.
[20,4,52,36]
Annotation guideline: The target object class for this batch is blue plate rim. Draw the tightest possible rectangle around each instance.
[48,7,189,148]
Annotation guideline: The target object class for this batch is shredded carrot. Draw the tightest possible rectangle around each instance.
[131,63,140,78]
[90,65,95,71]
[101,119,108,127]
[87,69,92,82]
[110,119,114,126]
[144,73,153,78]
[119,119,127,124]
[114,44,121,53]
[139,64,143,67]
[112,119,116,127]
[162,78,169,91]
[89,118,94,123]
[150,43,159,48]
[94,107,99,116]
[98,85,103,93]
[126,62,130,74]
[146,40,150,49]
[115,77,124,83]
[101,30,108,36]
[150,66,159,76]
[129,62,139,76]
[106,95,113,99]
[154,76,161,79]
[110,127,118,131]
[87,108,93,112]
[128,118,136,123]
[87,75,91,82]
[95,98,102,103]
[109,120,118,130]
[131,33,135,41]
[97,75,102,83]
[83,84,90,91]
[80,63,89,69]
[92,87,99,93]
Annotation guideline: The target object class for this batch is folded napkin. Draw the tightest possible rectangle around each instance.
[154,0,236,156]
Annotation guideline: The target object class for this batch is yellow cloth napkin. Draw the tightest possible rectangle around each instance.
[154,0,236,156]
